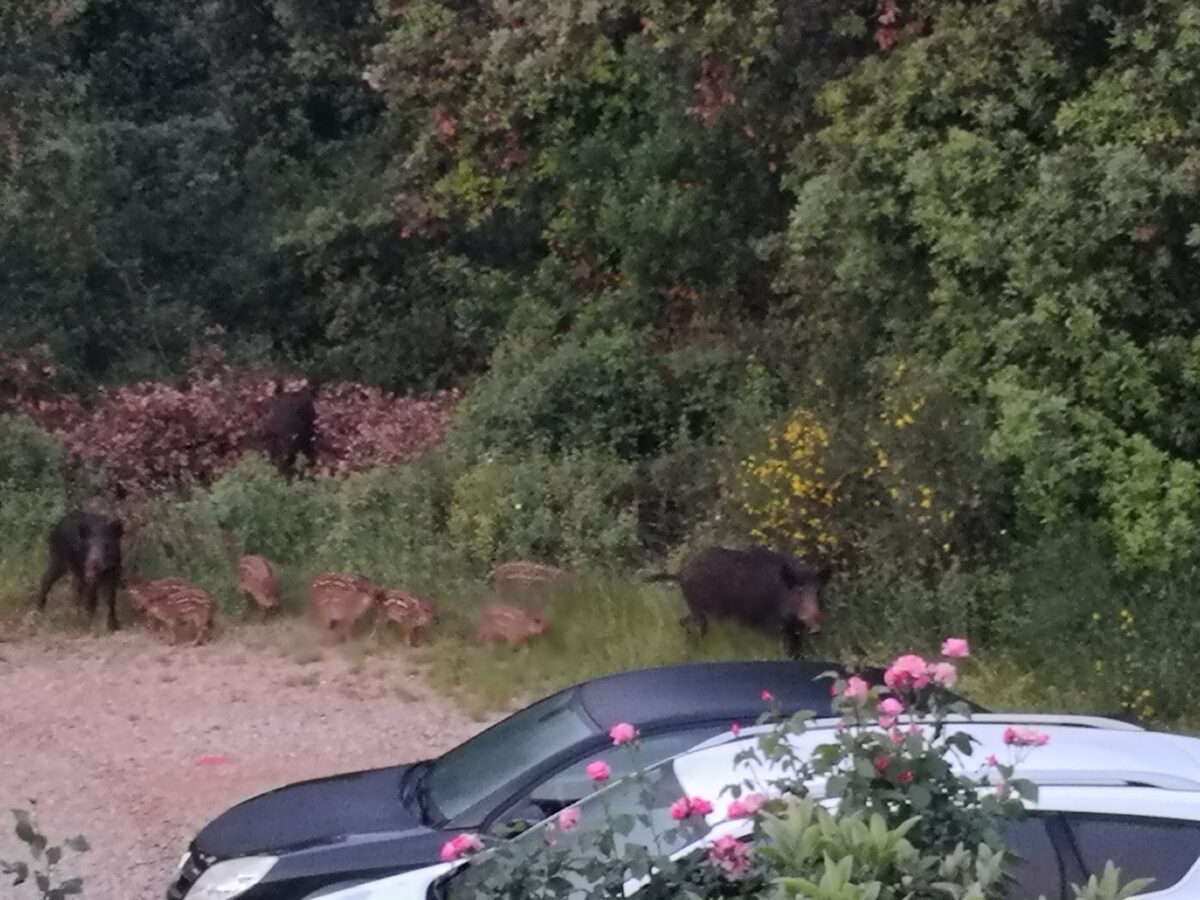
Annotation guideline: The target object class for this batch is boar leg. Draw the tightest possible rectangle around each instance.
[98,571,120,631]
[35,558,67,611]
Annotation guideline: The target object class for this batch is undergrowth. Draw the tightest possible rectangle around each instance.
[3,450,1200,735]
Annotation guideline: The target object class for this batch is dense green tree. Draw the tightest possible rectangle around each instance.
[780,0,1200,571]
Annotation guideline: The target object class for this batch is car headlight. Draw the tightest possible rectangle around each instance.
[183,856,278,900]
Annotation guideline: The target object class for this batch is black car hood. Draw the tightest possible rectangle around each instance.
[195,764,424,859]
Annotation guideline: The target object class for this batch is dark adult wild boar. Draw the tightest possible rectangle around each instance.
[259,380,318,477]
[649,546,828,658]
[36,512,124,631]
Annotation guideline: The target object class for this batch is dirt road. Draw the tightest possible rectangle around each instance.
[0,627,493,900]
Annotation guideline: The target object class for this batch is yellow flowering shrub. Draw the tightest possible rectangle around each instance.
[857,363,993,562]
[730,365,998,566]
[734,407,839,557]
[1091,608,1156,721]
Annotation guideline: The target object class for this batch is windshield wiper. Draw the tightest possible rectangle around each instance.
[400,761,442,825]
[399,761,429,807]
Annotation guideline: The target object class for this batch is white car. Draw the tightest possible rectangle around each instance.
[311,713,1200,900]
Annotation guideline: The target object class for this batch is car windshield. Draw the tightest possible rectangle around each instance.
[446,757,697,900]
[426,689,597,821]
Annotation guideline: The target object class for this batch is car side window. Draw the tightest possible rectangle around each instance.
[509,726,726,822]
[1064,813,1200,893]
[1003,816,1066,900]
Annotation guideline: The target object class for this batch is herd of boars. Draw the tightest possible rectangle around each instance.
[32,511,828,656]
[33,515,560,647]
[31,380,828,653]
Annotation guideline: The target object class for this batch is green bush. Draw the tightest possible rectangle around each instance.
[313,454,466,592]
[455,331,783,464]
[454,331,665,460]
[825,552,1005,656]
[0,416,68,608]
[200,455,325,564]
[447,451,641,571]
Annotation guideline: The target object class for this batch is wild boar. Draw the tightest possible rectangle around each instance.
[237,554,280,620]
[36,512,124,631]
[648,546,828,658]
[475,604,548,648]
[309,571,382,642]
[379,589,438,646]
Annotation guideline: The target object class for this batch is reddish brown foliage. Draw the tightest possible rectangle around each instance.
[874,0,925,51]
[0,346,457,493]
[689,57,736,126]
[0,345,81,431]
[433,105,458,148]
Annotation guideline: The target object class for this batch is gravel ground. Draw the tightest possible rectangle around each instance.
[0,625,494,900]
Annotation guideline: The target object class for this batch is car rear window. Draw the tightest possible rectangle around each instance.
[1065,813,1200,893]
[1003,816,1066,900]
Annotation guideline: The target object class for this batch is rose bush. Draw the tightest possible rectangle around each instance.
[440,643,1149,900]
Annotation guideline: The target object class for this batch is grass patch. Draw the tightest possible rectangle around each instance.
[416,575,783,711]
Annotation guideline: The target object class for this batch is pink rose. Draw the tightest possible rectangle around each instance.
[671,796,713,820]
[1003,726,1049,747]
[874,755,889,773]
[889,729,904,744]
[609,722,637,746]
[878,697,903,716]
[930,662,958,687]
[439,833,482,862]
[942,637,969,658]
[908,724,923,737]
[760,690,773,701]
[986,754,997,766]
[842,676,870,701]
[586,760,612,783]
[729,722,740,736]
[897,770,913,784]
[708,834,751,877]
[728,792,765,818]
[883,654,930,690]
[556,807,580,832]
[878,697,903,729]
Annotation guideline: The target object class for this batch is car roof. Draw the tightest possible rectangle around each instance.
[573,660,891,728]
[671,715,1200,801]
